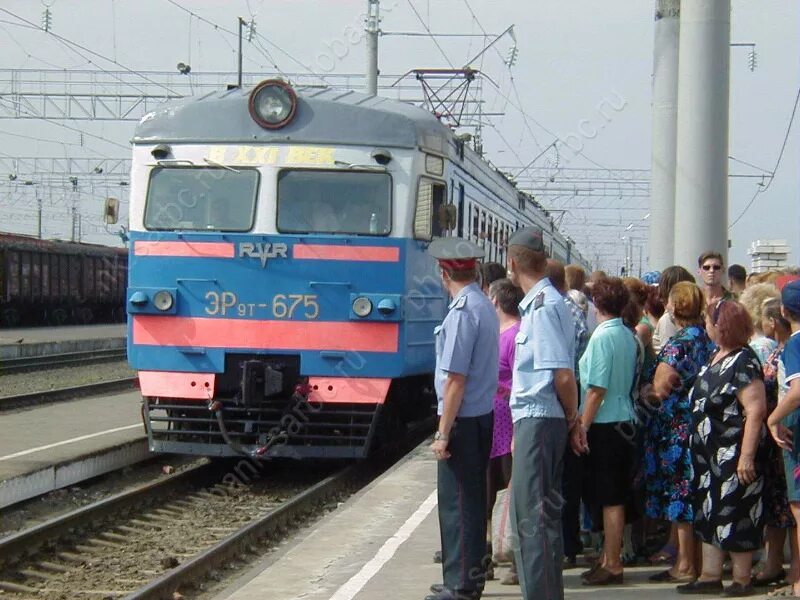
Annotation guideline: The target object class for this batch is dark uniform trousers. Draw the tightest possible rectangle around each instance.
[510,417,568,600]
[437,412,493,595]
[561,445,584,559]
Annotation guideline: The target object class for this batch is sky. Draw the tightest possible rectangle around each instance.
[0,0,797,273]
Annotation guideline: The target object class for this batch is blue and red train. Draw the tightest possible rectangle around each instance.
[126,79,588,459]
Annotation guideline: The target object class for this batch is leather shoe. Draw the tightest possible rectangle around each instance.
[430,584,445,594]
[583,566,623,586]
[676,579,724,594]
[723,582,756,597]
[424,589,480,600]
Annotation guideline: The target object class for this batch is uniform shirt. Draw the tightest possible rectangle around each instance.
[510,277,576,422]
[778,331,800,403]
[434,282,499,417]
[578,317,637,423]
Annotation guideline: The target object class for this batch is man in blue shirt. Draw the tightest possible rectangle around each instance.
[507,228,578,600]
[427,237,499,600]
[547,258,588,570]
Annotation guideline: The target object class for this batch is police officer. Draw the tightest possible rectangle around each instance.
[506,227,578,600]
[426,237,499,600]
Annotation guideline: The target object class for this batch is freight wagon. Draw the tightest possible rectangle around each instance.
[0,233,127,327]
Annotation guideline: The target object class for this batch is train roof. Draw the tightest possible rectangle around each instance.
[0,233,126,256]
[133,85,450,154]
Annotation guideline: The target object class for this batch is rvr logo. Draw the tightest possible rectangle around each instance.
[238,242,289,267]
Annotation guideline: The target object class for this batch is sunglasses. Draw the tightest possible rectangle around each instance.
[702,264,722,272]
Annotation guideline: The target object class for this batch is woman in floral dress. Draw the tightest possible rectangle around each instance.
[642,282,715,583]
[681,300,768,596]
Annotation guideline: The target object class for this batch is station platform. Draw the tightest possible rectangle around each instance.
[0,323,126,360]
[216,441,774,600]
[0,390,147,509]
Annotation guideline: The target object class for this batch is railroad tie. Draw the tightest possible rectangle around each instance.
[115,524,141,535]
[128,517,165,528]
[150,507,184,518]
[0,580,39,594]
[99,531,129,543]
[36,561,70,573]
[57,551,86,564]
[82,538,121,549]
[19,568,52,580]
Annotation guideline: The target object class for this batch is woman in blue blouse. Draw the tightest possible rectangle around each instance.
[573,277,638,586]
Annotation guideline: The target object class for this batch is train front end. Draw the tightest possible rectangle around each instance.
[127,81,445,459]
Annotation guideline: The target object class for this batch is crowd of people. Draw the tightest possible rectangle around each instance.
[425,228,800,600]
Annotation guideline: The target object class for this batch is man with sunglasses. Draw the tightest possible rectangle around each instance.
[697,251,734,311]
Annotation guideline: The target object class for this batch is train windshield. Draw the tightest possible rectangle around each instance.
[276,170,391,235]
[144,167,259,231]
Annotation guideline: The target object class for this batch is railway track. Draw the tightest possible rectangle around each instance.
[0,418,434,599]
[0,377,138,411]
[1,348,128,375]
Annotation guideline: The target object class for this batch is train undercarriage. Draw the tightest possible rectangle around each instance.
[140,353,435,460]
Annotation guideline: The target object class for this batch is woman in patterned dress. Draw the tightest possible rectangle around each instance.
[642,282,715,583]
[679,300,768,596]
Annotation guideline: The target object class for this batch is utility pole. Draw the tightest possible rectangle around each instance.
[366,0,380,96]
[237,17,245,88]
[648,0,680,271]
[673,0,730,269]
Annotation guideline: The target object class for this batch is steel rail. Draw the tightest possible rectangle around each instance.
[1,348,128,375]
[125,418,435,600]
[0,377,138,410]
[0,461,218,570]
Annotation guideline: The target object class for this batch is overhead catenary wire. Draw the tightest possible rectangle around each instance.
[163,0,326,83]
[0,97,130,151]
[404,0,455,68]
[0,7,179,96]
[729,86,799,228]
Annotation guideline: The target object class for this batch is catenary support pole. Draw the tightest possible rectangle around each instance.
[366,0,380,96]
[648,0,680,271]
[673,0,731,270]
[238,17,244,88]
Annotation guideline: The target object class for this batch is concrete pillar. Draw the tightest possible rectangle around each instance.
[648,0,680,271]
[673,0,730,270]
[365,0,379,96]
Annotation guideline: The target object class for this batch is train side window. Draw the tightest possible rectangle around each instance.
[414,178,447,240]
[487,214,494,261]
[457,184,465,238]
[471,204,479,243]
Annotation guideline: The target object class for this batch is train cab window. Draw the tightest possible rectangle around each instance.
[144,167,259,231]
[413,178,447,240]
[278,170,391,235]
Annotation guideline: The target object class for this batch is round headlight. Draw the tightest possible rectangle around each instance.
[153,290,174,311]
[352,297,372,318]
[248,79,297,129]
